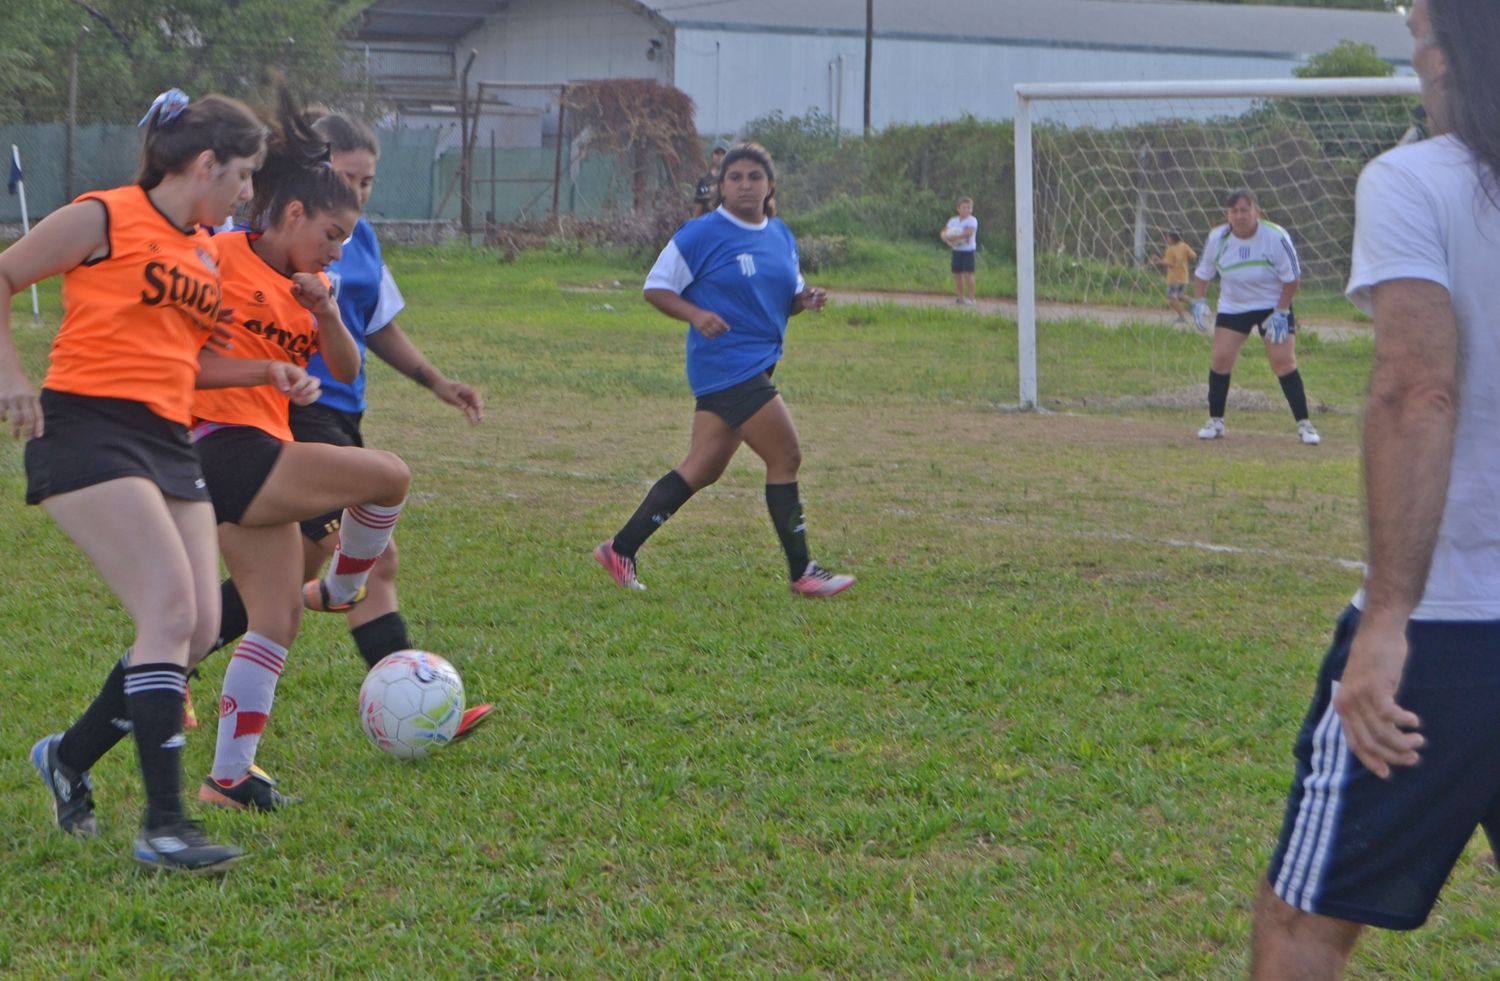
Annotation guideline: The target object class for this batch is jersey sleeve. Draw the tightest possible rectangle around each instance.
[1269,228,1301,284]
[1346,157,1449,316]
[644,238,694,294]
[1194,230,1221,281]
[368,264,405,334]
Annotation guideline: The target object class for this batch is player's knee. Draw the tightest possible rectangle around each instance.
[249,603,302,648]
[370,450,411,505]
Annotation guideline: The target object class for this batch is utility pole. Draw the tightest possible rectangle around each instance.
[863,0,873,136]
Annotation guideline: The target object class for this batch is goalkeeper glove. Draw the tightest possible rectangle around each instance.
[1189,298,1211,334]
[1266,309,1291,344]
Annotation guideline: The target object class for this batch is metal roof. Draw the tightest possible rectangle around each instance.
[641,0,1413,63]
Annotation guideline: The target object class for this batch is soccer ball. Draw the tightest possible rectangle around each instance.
[358,650,465,759]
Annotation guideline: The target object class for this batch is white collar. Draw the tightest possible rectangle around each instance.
[715,205,769,231]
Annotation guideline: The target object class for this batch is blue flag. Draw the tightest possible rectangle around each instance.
[6,154,19,196]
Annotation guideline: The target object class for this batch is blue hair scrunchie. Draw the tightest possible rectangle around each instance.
[139,88,191,129]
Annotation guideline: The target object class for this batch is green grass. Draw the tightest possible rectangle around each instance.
[2,245,1495,977]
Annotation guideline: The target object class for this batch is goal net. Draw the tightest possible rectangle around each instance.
[1013,77,1422,408]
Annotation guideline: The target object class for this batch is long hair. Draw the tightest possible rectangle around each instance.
[713,143,778,218]
[136,95,267,190]
[312,112,380,158]
[250,89,359,230]
[1427,0,1500,199]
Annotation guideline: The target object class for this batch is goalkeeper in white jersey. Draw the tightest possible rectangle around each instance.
[1189,189,1320,445]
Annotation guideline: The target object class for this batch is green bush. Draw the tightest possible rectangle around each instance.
[795,234,851,273]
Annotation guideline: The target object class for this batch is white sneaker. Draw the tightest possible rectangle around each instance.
[1197,418,1225,440]
[1298,420,1322,445]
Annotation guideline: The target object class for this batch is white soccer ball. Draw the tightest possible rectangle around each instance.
[358,650,465,759]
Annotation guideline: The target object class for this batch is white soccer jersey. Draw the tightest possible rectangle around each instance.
[946,215,978,252]
[1194,220,1300,314]
[1347,134,1500,620]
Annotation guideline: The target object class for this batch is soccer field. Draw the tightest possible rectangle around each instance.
[2,246,1496,977]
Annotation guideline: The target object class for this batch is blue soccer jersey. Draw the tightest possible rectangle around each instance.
[644,208,805,396]
[308,218,404,413]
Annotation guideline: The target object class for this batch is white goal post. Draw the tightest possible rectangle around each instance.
[1013,76,1422,409]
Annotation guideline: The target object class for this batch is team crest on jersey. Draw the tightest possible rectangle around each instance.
[195,246,218,276]
[737,253,757,277]
[1238,245,1250,260]
[253,290,267,304]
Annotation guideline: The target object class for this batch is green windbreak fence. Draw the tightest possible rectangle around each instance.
[1,122,626,225]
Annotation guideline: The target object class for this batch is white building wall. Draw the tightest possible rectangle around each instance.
[674,28,1358,135]
[461,0,669,125]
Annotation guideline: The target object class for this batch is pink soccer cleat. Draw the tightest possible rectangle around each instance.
[790,561,855,598]
[593,540,646,591]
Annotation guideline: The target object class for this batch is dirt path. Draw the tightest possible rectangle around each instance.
[829,289,1372,342]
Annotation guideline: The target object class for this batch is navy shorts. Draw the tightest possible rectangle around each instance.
[288,402,365,541]
[24,389,209,505]
[195,425,284,525]
[1217,307,1296,338]
[1266,605,1500,930]
[1167,283,1187,299]
[695,368,779,430]
[951,250,976,274]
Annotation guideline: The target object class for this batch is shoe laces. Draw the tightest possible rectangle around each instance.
[803,562,832,582]
[150,818,213,846]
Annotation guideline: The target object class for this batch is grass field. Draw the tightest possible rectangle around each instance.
[2,244,1495,977]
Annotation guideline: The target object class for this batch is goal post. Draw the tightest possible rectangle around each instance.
[1013,76,1422,410]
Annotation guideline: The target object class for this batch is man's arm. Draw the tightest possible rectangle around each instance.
[1333,277,1458,777]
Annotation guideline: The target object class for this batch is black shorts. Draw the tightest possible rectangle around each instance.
[1266,606,1500,930]
[287,402,364,541]
[24,389,209,505]
[951,251,976,274]
[695,369,779,430]
[1216,308,1295,337]
[195,425,285,525]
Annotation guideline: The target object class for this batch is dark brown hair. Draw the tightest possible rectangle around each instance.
[250,89,359,230]
[1224,188,1258,209]
[714,143,778,218]
[1428,0,1500,202]
[312,112,380,158]
[136,95,267,190]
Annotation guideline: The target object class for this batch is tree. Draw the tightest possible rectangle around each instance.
[1294,39,1396,79]
[0,0,369,125]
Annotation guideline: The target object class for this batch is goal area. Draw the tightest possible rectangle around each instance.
[1012,77,1423,409]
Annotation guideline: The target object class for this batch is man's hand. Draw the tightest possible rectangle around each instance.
[1189,298,1212,334]
[1332,616,1424,779]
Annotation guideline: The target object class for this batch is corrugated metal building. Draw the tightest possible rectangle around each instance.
[352,0,1413,135]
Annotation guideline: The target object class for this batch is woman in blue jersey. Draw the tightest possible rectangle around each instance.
[593,143,855,597]
[210,113,492,739]
[1188,189,1320,445]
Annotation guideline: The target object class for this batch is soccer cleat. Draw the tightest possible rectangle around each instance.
[303,579,368,613]
[790,561,856,598]
[593,540,646,591]
[133,819,243,874]
[1298,420,1322,446]
[198,764,300,813]
[449,703,495,744]
[1197,418,1225,440]
[31,734,98,838]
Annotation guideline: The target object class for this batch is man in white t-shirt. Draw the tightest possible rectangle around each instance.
[1252,1,1500,975]
[941,196,978,306]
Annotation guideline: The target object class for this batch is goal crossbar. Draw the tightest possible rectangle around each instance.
[1012,75,1422,409]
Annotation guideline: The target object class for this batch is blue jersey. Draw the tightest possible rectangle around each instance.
[308,218,404,413]
[644,209,805,396]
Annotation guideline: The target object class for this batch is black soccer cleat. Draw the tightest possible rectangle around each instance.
[31,734,98,838]
[133,819,244,874]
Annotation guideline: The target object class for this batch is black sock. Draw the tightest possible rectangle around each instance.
[1208,370,1231,419]
[612,470,695,557]
[766,482,811,580]
[123,662,188,829]
[1278,369,1310,422]
[57,653,132,773]
[351,612,413,670]
[210,579,249,655]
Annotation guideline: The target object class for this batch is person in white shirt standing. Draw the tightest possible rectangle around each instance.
[1188,189,1320,445]
[942,196,978,306]
[1251,1,1500,975]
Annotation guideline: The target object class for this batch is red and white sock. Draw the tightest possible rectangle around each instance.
[323,501,404,606]
[210,632,287,784]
